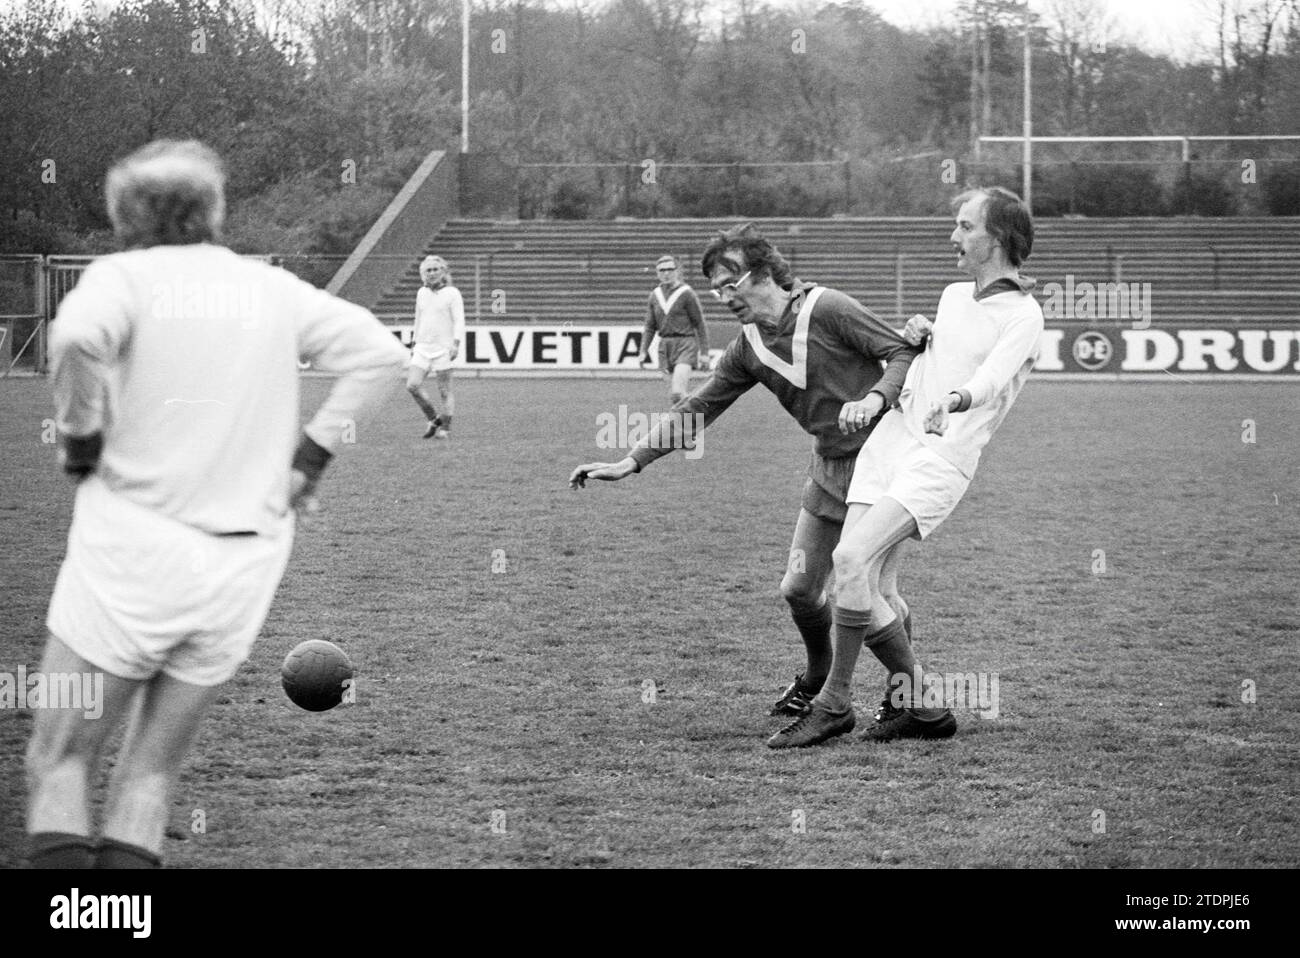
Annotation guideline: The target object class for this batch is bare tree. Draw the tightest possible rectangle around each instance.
[1045,0,1117,132]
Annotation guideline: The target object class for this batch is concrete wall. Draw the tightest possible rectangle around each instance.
[327,150,458,310]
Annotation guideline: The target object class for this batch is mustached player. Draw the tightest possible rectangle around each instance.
[767,186,1043,749]
[406,255,464,439]
[24,140,408,868]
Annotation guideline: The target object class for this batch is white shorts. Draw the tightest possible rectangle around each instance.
[46,478,294,687]
[410,343,453,373]
[847,410,971,540]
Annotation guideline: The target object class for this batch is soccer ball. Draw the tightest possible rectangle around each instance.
[281,639,354,712]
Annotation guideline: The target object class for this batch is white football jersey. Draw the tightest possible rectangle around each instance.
[413,284,465,352]
[50,243,409,534]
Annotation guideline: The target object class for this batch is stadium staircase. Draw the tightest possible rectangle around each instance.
[368,218,1300,330]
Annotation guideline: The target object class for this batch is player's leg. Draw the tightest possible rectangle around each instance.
[670,362,692,404]
[880,538,911,640]
[871,538,912,720]
[768,499,918,747]
[769,498,911,748]
[405,356,441,436]
[772,507,838,715]
[24,634,142,867]
[433,368,454,436]
[856,445,968,739]
[94,515,295,866]
[819,497,922,711]
[99,672,225,867]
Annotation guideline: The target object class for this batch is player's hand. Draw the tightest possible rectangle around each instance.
[639,353,651,368]
[838,394,884,434]
[449,343,460,361]
[923,400,950,436]
[695,353,712,372]
[903,313,933,346]
[569,458,638,489]
[289,469,322,515]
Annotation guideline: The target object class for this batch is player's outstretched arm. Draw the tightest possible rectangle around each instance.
[569,457,640,489]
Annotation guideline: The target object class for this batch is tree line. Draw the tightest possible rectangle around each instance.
[2,0,1298,255]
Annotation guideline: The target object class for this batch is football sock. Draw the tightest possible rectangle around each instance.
[28,831,94,869]
[412,392,439,422]
[788,599,833,689]
[865,618,947,721]
[883,597,912,643]
[95,837,162,869]
[815,605,874,712]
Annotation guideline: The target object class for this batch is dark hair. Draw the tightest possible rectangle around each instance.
[106,140,225,249]
[953,187,1033,266]
[700,223,794,288]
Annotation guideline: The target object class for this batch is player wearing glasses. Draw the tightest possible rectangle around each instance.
[569,223,918,732]
[639,254,710,404]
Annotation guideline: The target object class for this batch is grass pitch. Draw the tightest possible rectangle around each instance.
[1,375,1297,868]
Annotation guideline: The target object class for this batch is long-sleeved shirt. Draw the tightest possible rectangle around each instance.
[630,281,918,468]
[898,278,1043,477]
[414,283,465,351]
[50,243,409,535]
[642,282,707,349]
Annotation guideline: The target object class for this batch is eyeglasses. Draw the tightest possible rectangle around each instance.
[710,270,752,301]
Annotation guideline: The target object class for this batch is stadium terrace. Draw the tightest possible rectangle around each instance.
[1041,276,1153,327]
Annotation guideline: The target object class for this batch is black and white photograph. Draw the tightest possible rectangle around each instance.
[0,0,1293,921]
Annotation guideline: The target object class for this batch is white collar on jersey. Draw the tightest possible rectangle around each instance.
[654,284,688,314]
[741,286,825,389]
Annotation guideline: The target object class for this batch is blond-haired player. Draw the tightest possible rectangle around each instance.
[24,140,408,867]
[407,255,464,439]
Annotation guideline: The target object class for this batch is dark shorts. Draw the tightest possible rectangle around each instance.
[800,451,857,525]
[659,336,698,373]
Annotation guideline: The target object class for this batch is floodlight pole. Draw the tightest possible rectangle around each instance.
[1022,2,1032,212]
[461,0,470,154]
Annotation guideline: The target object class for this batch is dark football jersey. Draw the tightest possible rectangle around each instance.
[630,281,918,467]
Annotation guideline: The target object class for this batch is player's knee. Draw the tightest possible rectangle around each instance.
[831,543,871,586]
[24,731,77,790]
[780,574,820,610]
[405,381,422,395]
